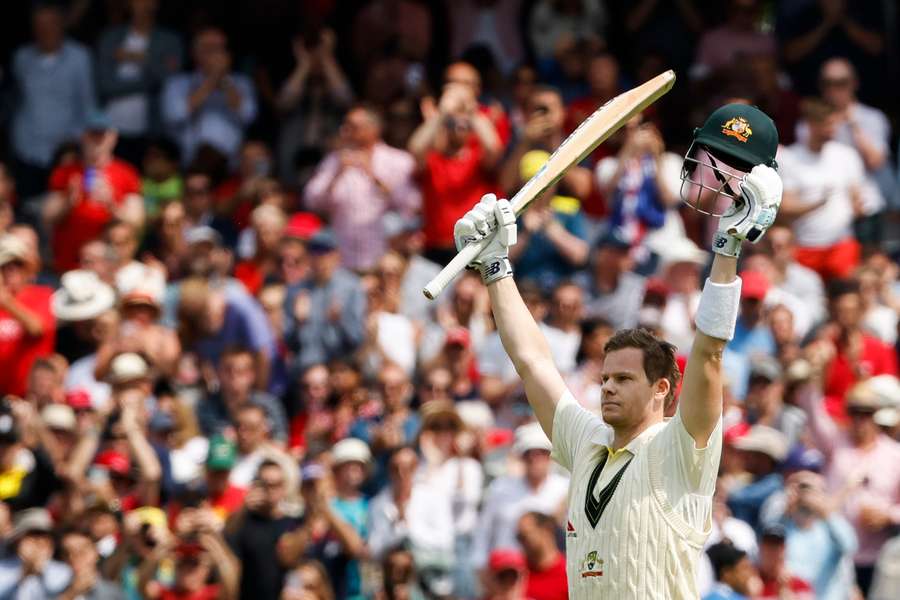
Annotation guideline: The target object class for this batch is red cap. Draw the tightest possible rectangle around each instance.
[444,327,471,348]
[724,421,751,445]
[484,427,514,451]
[65,389,93,410]
[488,548,526,572]
[284,212,322,240]
[645,278,670,298]
[174,541,205,558]
[739,270,770,300]
[95,450,131,475]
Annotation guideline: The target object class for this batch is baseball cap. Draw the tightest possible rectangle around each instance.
[95,449,131,476]
[383,211,422,238]
[513,422,552,455]
[693,104,779,170]
[749,355,782,383]
[781,445,824,473]
[846,381,881,413]
[185,226,222,247]
[488,548,526,573]
[66,389,93,411]
[308,229,339,254]
[331,438,371,467]
[106,353,150,385]
[444,327,471,348]
[131,506,168,529]
[301,462,327,482]
[0,235,27,266]
[41,404,76,432]
[85,110,113,132]
[761,523,787,542]
[285,212,323,240]
[740,270,770,301]
[206,435,237,471]
[595,228,631,251]
[730,425,789,462]
[10,508,54,542]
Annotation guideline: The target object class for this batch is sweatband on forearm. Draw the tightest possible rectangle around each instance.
[694,277,742,341]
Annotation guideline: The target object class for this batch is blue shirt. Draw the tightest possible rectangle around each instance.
[725,317,776,399]
[514,195,588,292]
[11,40,96,167]
[727,473,784,531]
[703,583,748,600]
[326,496,369,600]
[194,284,275,366]
[784,516,857,600]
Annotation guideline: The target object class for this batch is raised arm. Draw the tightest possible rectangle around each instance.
[455,194,566,439]
[680,165,783,446]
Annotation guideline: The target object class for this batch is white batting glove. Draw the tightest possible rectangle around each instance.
[453,193,517,285]
[712,165,782,257]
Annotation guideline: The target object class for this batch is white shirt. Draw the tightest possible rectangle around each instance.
[419,457,484,536]
[367,479,455,562]
[65,353,112,411]
[661,291,701,355]
[471,472,570,568]
[777,141,864,247]
[552,391,722,599]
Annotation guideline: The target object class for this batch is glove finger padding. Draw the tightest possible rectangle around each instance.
[494,198,517,247]
[713,165,782,256]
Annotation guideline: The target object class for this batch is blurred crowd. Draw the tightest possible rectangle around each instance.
[0,0,899,599]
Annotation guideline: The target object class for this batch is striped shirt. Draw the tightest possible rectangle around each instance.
[552,391,722,599]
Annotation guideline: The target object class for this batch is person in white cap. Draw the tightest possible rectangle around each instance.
[0,234,55,398]
[472,422,568,571]
[51,269,116,365]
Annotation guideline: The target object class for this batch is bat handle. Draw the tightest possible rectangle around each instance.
[422,239,486,299]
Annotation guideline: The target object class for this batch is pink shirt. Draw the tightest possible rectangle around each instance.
[799,385,900,565]
[695,26,775,71]
[304,142,421,271]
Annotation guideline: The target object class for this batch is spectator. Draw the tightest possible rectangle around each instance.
[10,4,96,201]
[446,0,523,75]
[177,278,275,390]
[284,230,367,371]
[741,357,806,447]
[692,0,775,78]
[380,212,440,325]
[747,54,801,146]
[367,446,454,564]
[698,482,760,596]
[726,425,789,530]
[181,171,239,248]
[595,118,683,250]
[59,527,124,599]
[52,269,116,372]
[101,507,171,600]
[482,548,529,600]
[307,439,370,600]
[281,559,335,600]
[816,57,891,243]
[578,229,645,330]
[162,27,257,166]
[96,0,183,164]
[724,271,776,400]
[796,372,900,596]
[755,524,815,599]
[199,435,246,523]
[567,318,615,412]
[374,547,422,600]
[233,205,286,296]
[276,28,353,182]
[858,266,899,346]
[408,63,503,264]
[0,235,55,397]
[140,138,183,219]
[766,470,857,600]
[227,404,296,494]
[655,235,708,355]
[820,278,897,414]
[473,423,567,569]
[197,346,288,443]
[139,530,240,600]
[0,508,71,597]
[226,460,302,600]
[871,533,900,600]
[304,105,420,272]
[515,511,566,600]
[528,0,606,63]
[777,99,863,280]
[566,53,620,137]
[703,542,762,600]
[43,112,144,274]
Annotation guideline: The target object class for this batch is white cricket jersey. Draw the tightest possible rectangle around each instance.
[552,391,722,599]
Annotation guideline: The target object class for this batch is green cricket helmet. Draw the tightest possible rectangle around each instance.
[680,103,779,216]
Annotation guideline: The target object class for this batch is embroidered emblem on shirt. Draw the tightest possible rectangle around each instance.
[580,550,604,578]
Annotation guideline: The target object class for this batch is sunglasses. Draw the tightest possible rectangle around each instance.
[821,77,852,88]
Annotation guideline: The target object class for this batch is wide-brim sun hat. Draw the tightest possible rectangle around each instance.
[52,269,116,321]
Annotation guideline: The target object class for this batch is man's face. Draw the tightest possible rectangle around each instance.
[220,354,255,400]
[724,556,760,595]
[184,175,212,217]
[310,249,341,282]
[551,285,583,326]
[341,109,379,148]
[380,367,410,411]
[61,533,98,572]
[757,538,785,578]
[193,30,229,74]
[82,129,117,165]
[808,114,839,144]
[522,449,551,482]
[820,62,855,107]
[334,461,366,491]
[107,223,138,264]
[600,348,665,428]
[80,241,114,282]
[833,292,862,330]
[515,515,546,563]
[17,532,54,569]
[301,365,331,406]
[0,261,27,294]
[587,55,618,97]
[444,64,480,97]
[419,369,452,404]
[389,448,418,488]
[236,408,267,451]
[33,8,63,51]
[528,91,565,133]
[278,239,307,284]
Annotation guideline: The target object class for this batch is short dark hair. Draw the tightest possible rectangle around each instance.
[603,328,680,406]
[520,510,557,534]
[800,97,836,123]
[706,542,747,581]
[827,278,860,302]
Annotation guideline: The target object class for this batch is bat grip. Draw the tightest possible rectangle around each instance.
[422,238,486,299]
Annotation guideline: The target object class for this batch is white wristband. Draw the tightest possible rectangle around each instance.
[694,277,742,341]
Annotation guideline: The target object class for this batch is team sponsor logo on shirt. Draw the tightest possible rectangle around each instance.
[566,520,576,538]
[580,550,603,578]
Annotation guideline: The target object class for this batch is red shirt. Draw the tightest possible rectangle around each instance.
[159,585,220,600]
[49,160,141,273]
[524,554,568,600]
[0,285,55,396]
[421,138,498,250]
[234,260,264,297]
[211,484,246,520]
[824,334,898,419]
[758,575,814,599]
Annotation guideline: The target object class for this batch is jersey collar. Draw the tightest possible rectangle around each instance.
[594,419,669,457]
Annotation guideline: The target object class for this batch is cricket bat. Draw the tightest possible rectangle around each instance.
[423,69,676,300]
